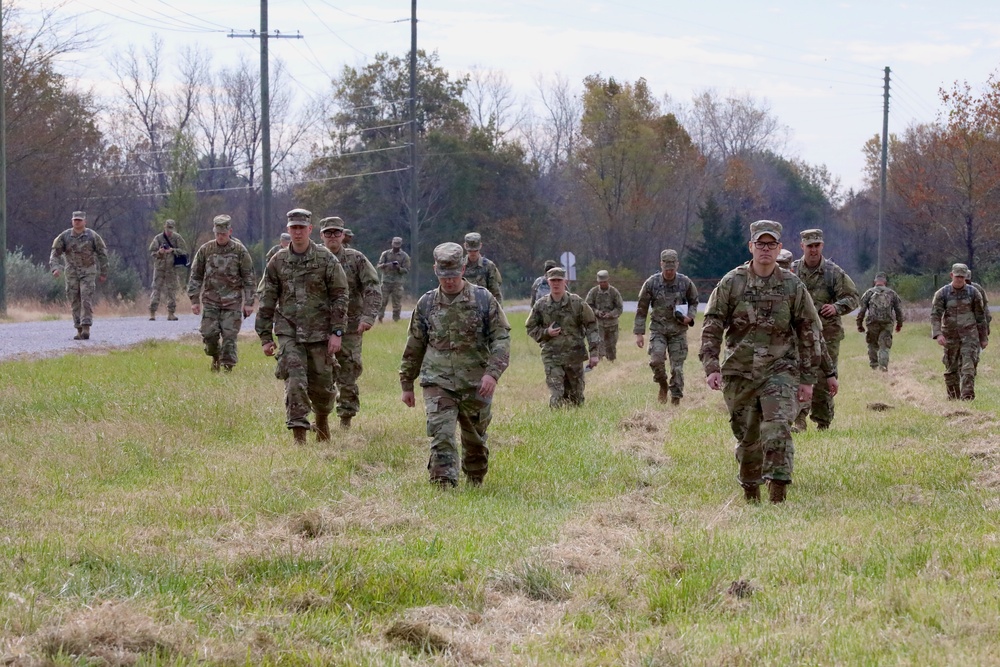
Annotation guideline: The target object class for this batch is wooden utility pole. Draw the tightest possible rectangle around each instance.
[0,15,7,317]
[409,0,419,294]
[878,66,890,273]
[228,0,301,268]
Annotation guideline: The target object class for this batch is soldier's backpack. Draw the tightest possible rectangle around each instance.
[415,285,492,341]
[867,288,894,323]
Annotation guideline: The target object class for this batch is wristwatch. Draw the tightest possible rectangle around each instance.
[333,329,343,337]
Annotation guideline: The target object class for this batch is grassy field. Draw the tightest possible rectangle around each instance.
[1,314,999,665]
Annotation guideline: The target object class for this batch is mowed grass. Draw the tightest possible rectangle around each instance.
[1,315,999,665]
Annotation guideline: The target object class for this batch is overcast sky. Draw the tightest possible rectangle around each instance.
[60,0,1000,192]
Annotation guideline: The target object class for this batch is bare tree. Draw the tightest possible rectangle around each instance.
[686,89,789,162]
[521,73,580,172]
[465,66,523,148]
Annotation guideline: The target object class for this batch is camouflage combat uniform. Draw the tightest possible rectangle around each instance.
[464,255,503,304]
[634,272,699,399]
[530,275,551,307]
[857,285,903,371]
[256,242,349,429]
[791,256,859,428]
[971,282,992,336]
[931,280,988,400]
[331,244,381,420]
[148,228,188,317]
[585,283,624,361]
[400,279,510,485]
[378,246,410,321]
[526,289,600,408]
[700,262,823,487]
[187,238,256,369]
[49,225,109,332]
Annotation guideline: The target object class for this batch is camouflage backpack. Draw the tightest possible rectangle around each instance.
[867,288,894,323]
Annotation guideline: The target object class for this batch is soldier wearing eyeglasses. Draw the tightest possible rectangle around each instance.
[790,229,859,432]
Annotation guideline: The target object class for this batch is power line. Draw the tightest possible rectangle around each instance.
[152,0,233,30]
[314,0,405,24]
[302,0,368,58]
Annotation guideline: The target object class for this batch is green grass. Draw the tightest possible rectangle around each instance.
[1,317,999,664]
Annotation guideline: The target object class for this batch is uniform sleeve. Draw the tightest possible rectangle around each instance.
[685,279,699,322]
[526,301,548,343]
[856,289,871,326]
[255,259,280,344]
[327,258,349,333]
[632,278,652,335]
[585,287,598,312]
[973,290,988,345]
[187,248,205,304]
[49,233,65,272]
[792,285,822,386]
[399,295,429,391]
[174,234,188,255]
[893,291,904,325]
[359,255,382,325]
[530,278,541,307]
[930,289,945,338]
[609,288,624,319]
[240,246,256,307]
[698,279,731,376]
[485,297,511,380]
[581,300,600,357]
[92,232,109,278]
[149,235,161,259]
[833,269,860,315]
[399,252,411,276]
[488,262,503,304]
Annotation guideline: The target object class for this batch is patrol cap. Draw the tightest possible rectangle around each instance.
[951,263,971,278]
[319,216,345,232]
[546,266,567,280]
[874,271,887,282]
[343,229,354,239]
[596,270,610,281]
[660,249,679,267]
[164,219,176,228]
[392,236,403,246]
[286,208,312,226]
[776,249,793,268]
[464,232,482,249]
[800,228,824,244]
[750,220,782,242]
[279,233,291,243]
[433,242,467,277]
[213,214,232,230]
[72,211,86,220]
[543,259,559,271]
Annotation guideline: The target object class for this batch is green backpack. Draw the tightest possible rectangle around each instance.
[867,288,894,323]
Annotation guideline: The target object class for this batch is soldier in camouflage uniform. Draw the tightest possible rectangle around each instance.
[791,229,860,431]
[187,214,256,371]
[147,219,188,321]
[257,209,349,443]
[856,272,904,372]
[377,237,410,322]
[264,232,291,264]
[700,220,824,504]
[462,232,503,303]
[634,249,699,405]
[400,242,511,487]
[931,263,989,400]
[527,266,601,408]
[343,229,354,246]
[530,259,559,307]
[49,211,109,340]
[585,270,624,362]
[319,216,382,429]
[969,271,992,336]
[776,249,793,271]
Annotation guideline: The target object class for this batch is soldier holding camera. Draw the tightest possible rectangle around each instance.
[377,236,410,322]
[147,219,188,321]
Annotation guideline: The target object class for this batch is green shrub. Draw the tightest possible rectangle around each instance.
[101,250,142,302]
[4,248,62,302]
[890,273,943,302]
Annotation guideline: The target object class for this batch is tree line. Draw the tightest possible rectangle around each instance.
[3,3,996,304]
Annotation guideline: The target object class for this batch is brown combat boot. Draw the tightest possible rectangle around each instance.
[657,381,670,404]
[149,310,156,321]
[211,356,221,372]
[339,415,352,430]
[768,480,787,504]
[73,328,83,340]
[791,414,807,433]
[292,427,308,444]
[167,311,178,321]
[670,396,681,406]
[81,325,90,340]
[467,474,485,488]
[743,484,761,504]
[946,383,960,400]
[314,414,331,442]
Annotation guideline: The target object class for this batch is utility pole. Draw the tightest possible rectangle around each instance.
[409,0,419,294]
[0,15,7,317]
[878,66,890,273]
[228,0,301,269]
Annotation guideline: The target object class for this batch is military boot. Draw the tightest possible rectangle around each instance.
[768,480,787,504]
[946,383,960,400]
[339,415,352,430]
[149,309,156,321]
[81,326,90,340]
[743,484,761,504]
[791,414,808,433]
[292,427,308,444]
[211,356,221,372]
[429,465,457,489]
[167,310,178,321]
[73,328,83,340]
[670,396,681,406]
[314,414,331,442]
[657,381,670,404]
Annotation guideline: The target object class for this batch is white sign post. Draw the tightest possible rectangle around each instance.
[559,251,577,282]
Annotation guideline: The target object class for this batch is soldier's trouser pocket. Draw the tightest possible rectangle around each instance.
[275,346,289,380]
